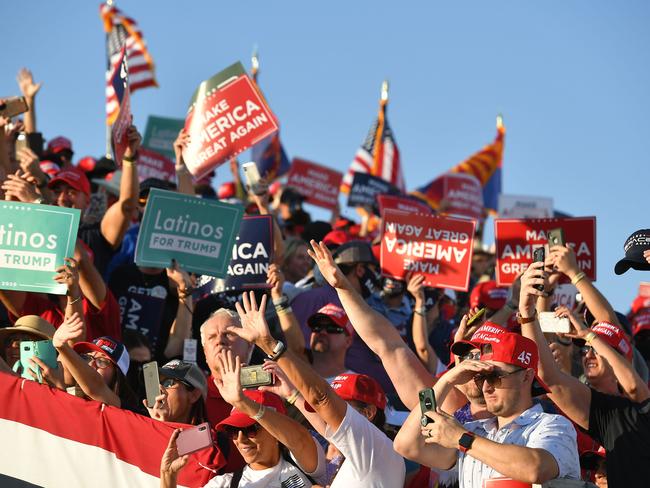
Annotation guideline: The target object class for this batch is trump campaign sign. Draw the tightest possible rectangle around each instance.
[287,158,342,210]
[380,209,475,291]
[183,62,279,179]
[223,215,274,291]
[377,194,432,216]
[494,217,596,286]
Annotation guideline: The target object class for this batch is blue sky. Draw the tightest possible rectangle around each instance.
[2,1,649,312]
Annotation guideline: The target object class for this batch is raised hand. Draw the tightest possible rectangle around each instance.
[260,360,295,399]
[518,261,546,317]
[453,307,484,343]
[160,429,190,477]
[215,350,244,406]
[53,312,84,348]
[124,125,142,160]
[166,259,194,293]
[554,305,589,339]
[266,264,285,300]
[144,385,171,421]
[421,408,468,450]
[54,257,80,296]
[232,291,272,346]
[1,170,40,202]
[645,250,650,265]
[17,68,42,99]
[307,240,349,290]
[28,357,66,389]
[173,129,190,167]
[406,272,425,303]
[548,245,580,279]
[443,359,494,387]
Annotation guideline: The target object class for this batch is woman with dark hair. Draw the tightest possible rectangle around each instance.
[53,313,140,412]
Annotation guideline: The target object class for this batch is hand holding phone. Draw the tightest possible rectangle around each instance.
[0,96,28,119]
[532,247,545,292]
[548,228,565,248]
[143,361,160,408]
[176,423,213,456]
[539,312,571,334]
[242,162,268,196]
[240,364,274,389]
[419,387,436,426]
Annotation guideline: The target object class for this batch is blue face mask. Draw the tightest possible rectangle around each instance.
[360,265,382,298]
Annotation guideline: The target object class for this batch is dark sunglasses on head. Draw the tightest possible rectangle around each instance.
[223,423,261,440]
[312,324,346,335]
[474,368,524,389]
[161,378,194,390]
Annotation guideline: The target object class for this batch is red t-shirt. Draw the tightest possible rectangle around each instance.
[10,290,121,342]
[206,375,245,473]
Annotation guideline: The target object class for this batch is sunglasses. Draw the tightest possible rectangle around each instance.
[223,423,261,440]
[460,351,481,362]
[80,353,112,369]
[311,324,347,335]
[473,368,524,389]
[580,346,599,357]
[161,378,194,390]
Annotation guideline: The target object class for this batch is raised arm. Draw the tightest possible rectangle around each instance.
[556,305,650,403]
[74,239,107,309]
[307,240,434,409]
[518,262,592,429]
[52,313,120,407]
[250,185,284,263]
[216,349,319,473]
[407,273,438,373]
[231,291,349,431]
[172,129,194,196]
[54,256,86,340]
[16,68,41,134]
[101,125,140,249]
[268,264,306,358]
[163,261,194,359]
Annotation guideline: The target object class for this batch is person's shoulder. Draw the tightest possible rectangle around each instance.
[202,472,232,488]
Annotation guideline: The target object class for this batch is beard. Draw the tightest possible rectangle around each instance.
[460,381,486,405]
[311,337,330,353]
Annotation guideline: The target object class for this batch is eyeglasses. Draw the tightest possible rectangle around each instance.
[223,423,261,440]
[460,351,481,362]
[80,353,112,369]
[161,378,194,390]
[581,346,599,357]
[311,324,347,335]
[473,368,524,389]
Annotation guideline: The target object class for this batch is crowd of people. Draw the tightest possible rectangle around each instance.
[1,68,650,488]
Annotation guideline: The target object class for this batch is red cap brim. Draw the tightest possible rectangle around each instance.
[216,412,256,431]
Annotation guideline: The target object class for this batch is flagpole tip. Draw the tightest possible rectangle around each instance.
[381,80,389,102]
[106,0,114,5]
[496,113,504,129]
[251,45,259,75]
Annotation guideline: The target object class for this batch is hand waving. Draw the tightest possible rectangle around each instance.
[17,68,42,99]
[307,240,349,290]
[215,350,244,406]
[232,291,272,346]
[53,312,84,348]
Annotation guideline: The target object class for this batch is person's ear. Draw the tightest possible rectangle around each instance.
[189,387,203,403]
[355,264,365,279]
[364,404,377,422]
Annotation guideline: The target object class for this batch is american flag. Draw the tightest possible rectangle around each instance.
[341,84,405,193]
[100,3,157,125]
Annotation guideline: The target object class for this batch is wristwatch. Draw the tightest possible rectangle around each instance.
[516,311,537,324]
[458,432,476,453]
[268,340,287,361]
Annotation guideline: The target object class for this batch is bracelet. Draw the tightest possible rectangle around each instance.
[123,152,139,164]
[175,165,189,173]
[68,295,82,305]
[251,403,266,421]
[584,331,597,344]
[286,390,300,405]
[273,296,289,307]
[276,307,293,316]
[268,340,287,362]
[571,272,587,286]
[414,307,426,317]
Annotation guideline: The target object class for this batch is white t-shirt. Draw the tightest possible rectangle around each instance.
[203,437,327,488]
[325,404,405,487]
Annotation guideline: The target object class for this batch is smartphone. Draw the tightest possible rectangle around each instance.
[240,364,274,389]
[539,312,571,334]
[548,228,565,247]
[143,361,160,408]
[467,307,486,327]
[0,96,28,119]
[14,132,28,159]
[13,340,57,383]
[176,422,213,456]
[242,161,267,195]
[533,247,545,292]
[419,387,436,426]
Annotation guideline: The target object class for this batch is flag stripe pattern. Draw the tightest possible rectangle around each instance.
[342,99,405,193]
[100,3,157,125]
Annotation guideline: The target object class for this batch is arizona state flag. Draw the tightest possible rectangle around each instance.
[412,117,505,216]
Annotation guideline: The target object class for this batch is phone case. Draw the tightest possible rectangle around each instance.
[538,312,571,334]
[142,361,160,408]
[176,422,213,456]
[242,162,267,195]
[548,228,565,247]
[240,365,274,389]
[12,340,58,383]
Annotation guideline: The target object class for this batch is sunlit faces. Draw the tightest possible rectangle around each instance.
[82,350,116,386]
[200,312,252,376]
[230,425,280,470]
[160,377,202,423]
[309,319,351,354]
[284,244,311,283]
[581,346,614,383]
[476,360,533,417]
[52,183,88,210]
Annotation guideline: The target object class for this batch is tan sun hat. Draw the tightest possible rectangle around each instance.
[0,315,56,342]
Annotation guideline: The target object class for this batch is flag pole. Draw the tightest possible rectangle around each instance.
[251,45,259,82]
[381,79,389,104]
[105,0,114,158]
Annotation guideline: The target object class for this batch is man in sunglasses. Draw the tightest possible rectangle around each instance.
[307,304,356,382]
[395,330,580,487]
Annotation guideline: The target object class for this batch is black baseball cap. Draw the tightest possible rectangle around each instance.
[614,229,650,275]
[333,240,377,265]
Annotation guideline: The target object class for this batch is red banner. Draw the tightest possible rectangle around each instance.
[442,173,483,220]
[377,194,432,216]
[495,217,597,286]
[287,158,342,210]
[380,209,475,291]
[183,62,278,179]
[138,148,176,183]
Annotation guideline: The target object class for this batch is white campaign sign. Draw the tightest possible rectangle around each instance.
[498,194,553,219]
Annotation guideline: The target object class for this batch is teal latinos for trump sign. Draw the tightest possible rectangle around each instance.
[0,202,80,294]
[135,189,244,276]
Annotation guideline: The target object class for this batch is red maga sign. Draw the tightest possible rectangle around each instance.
[137,148,176,183]
[380,209,475,291]
[287,158,342,210]
[494,217,597,286]
[377,194,432,216]
[442,173,483,220]
[183,62,278,179]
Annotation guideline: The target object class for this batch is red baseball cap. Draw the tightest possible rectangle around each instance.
[48,167,91,197]
[591,322,633,361]
[479,332,550,397]
[470,280,509,310]
[307,303,354,336]
[73,336,130,376]
[216,390,286,431]
[631,308,650,336]
[46,136,73,155]
[305,373,386,412]
[450,321,507,357]
[217,181,237,200]
[631,295,650,315]
[76,156,98,173]
[322,230,350,248]
[39,160,61,178]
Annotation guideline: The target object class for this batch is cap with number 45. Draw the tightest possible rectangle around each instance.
[479,332,550,397]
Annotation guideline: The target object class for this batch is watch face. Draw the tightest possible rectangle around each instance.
[420,416,430,427]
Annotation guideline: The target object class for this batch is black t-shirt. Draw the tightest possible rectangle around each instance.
[108,264,178,361]
[588,388,650,487]
[78,222,116,277]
